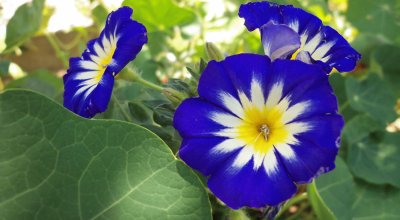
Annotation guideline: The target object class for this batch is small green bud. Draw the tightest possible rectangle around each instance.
[205,42,224,61]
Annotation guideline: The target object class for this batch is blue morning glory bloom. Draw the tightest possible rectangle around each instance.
[239,1,361,73]
[63,7,147,118]
[174,54,344,209]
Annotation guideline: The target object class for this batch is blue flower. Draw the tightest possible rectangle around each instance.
[239,1,361,73]
[174,54,344,209]
[63,7,147,118]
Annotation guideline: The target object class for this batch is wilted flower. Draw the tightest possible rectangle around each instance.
[63,7,147,118]
[239,1,361,72]
[174,54,344,209]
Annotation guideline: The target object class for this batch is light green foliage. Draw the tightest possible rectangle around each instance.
[4,0,45,53]
[122,0,196,32]
[0,90,211,220]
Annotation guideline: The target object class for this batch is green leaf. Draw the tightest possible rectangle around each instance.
[342,114,382,145]
[313,157,354,220]
[329,73,358,122]
[307,181,336,220]
[5,70,63,100]
[308,157,353,220]
[352,180,400,220]
[345,74,397,123]
[0,60,11,77]
[153,104,174,126]
[101,81,168,121]
[348,132,400,188]
[122,0,196,32]
[3,0,45,53]
[0,90,211,220]
[128,101,152,123]
[371,45,400,96]
[347,0,400,45]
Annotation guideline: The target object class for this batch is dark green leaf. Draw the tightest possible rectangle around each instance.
[122,0,197,32]
[5,70,63,99]
[4,0,45,52]
[348,133,400,187]
[329,73,358,122]
[345,74,397,123]
[153,104,174,126]
[352,180,400,220]
[371,45,400,96]
[342,114,382,145]
[313,157,354,220]
[0,89,211,220]
[101,81,168,121]
[128,101,152,123]
[0,60,11,77]
[347,0,400,45]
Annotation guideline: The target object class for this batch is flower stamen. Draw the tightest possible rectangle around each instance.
[259,124,270,141]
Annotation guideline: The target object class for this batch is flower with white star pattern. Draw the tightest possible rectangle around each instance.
[174,54,344,209]
[239,1,361,73]
[63,7,147,118]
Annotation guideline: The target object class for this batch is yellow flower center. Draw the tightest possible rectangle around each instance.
[236,105,289,154]
[94,44,117,83]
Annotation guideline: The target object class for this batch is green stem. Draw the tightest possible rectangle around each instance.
[286,203,309,220]
[121,67,164,92]
[112,93,132,122]
[339,101,350,113]
[276,193,308,218]
[135,76,164,92]
[46,34,68,68]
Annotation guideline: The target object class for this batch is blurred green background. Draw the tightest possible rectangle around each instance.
[0,0,400,219]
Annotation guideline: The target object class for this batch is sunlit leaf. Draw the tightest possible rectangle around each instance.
[3,0,45,53]
[122,0,197,32]
[0,89,211,220]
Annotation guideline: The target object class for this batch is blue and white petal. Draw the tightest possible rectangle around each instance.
[239,1,361,72]
[63,6,147,118]
[174,54,344,209]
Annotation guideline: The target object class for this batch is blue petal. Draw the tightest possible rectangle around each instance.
[238,1,283,31]
[277,114,343,183]
[198,54,273,115]
[63,6,147,118]
[64,71,114,118]
[260,23,301,60]
[175,54,344,209]
[174,97,233,138]
[179,137,242,176]
[270,59,328,99]
[208,149,296,209]
[239,1,361,72]
[104,7,147,74]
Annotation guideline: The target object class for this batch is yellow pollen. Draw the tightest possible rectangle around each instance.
[290,48,301,60]
[236,105,289,154]
[94,45,116,83]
